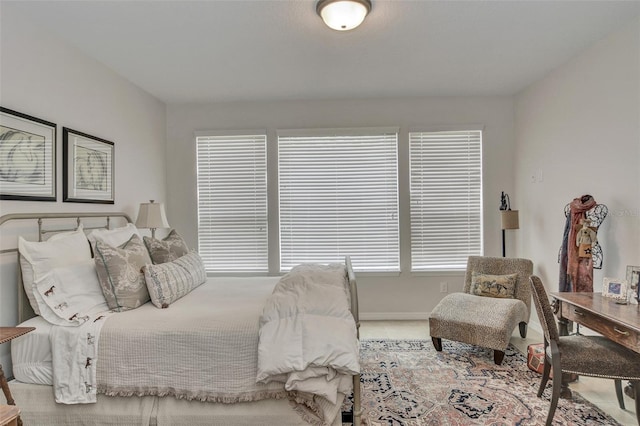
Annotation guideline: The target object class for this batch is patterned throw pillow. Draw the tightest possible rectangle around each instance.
[94,234,152,311]
[143,251,206,308]
[143,229,189,264]
[470,272,518,299]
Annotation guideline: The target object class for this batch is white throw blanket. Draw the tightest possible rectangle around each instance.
[256,263,360,409]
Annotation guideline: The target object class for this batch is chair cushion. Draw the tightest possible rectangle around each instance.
[554,335,640,380]
[470,272,517,298]
[429,292,528,351]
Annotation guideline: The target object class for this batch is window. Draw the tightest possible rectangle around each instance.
[196,133,268,273]
[278,128,399,272]
[409,130,482,271]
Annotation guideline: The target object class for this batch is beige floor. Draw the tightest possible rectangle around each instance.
[360,320,637,426]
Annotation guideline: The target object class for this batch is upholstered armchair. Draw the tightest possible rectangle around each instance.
[429,256,533,364]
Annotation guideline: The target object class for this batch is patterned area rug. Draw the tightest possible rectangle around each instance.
[346,339,620,425]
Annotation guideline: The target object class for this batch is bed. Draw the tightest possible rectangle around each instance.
[0,212,362,426]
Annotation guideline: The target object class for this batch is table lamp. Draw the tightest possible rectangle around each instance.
[135,200,169,238]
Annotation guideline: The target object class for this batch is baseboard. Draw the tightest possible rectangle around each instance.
[360,312,430,321]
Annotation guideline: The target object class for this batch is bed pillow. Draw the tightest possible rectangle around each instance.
[18,226,91,315]
[143,229,189,264]
[32,260,109,326]
[470,272,518,299]
[88,223,140,251]
[143,251,206,308]
[94,234,152,311]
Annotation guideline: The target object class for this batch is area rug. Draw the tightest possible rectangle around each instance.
[345,339,621,425]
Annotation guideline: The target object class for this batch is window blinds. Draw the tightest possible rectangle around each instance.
[196,134,268,273]
[409,130,483,271]
[278,129,399,272]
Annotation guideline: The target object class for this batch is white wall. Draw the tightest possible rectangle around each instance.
[166,96,516,318]
[0,7,167,375]
[514,18,640,298]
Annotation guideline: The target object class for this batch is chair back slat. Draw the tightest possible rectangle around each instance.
[529,275,560,343]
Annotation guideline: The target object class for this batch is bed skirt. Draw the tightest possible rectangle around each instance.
[10,381,344,426]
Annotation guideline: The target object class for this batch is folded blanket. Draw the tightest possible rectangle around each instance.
[257,263,359,417]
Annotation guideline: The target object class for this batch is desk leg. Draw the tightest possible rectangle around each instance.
[556,317,575,399]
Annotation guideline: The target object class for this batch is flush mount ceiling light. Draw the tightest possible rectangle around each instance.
[316,0,372,31]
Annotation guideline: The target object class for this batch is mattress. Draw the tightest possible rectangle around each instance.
[11,316,53,385]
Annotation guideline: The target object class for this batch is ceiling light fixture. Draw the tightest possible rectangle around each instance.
[316,0,372,31]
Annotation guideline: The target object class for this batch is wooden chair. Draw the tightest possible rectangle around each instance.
[529,275,640,426]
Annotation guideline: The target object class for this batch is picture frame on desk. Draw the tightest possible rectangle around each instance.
[625,265,640,302]
[602,277,628,302]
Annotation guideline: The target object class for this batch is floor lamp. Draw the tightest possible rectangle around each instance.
[499,192,519,257]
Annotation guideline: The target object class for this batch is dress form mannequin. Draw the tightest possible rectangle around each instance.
[558,195,608,292]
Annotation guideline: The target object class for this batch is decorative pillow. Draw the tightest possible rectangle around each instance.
[143,251,206,308]
[18,226,91,315]
[143,229,189,264]
[94,234,152,311]
[32,260,108,326]
[88,223,140,251]
[470,272,518,299]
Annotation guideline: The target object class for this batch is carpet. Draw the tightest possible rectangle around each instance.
[346,339,621,425]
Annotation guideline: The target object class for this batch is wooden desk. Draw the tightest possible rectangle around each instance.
[0,327,35,426]
[551,292,640,400]
[551,292,640,354]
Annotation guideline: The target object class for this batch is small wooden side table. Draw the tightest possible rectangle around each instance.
[0,327,35,426]
[0,405,19,426]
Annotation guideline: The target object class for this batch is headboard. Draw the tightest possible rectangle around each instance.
[0,212,132,324]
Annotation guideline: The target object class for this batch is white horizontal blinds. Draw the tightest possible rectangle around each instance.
[410,130,483,271]
[278,129,399,272]
[196,134,268,273]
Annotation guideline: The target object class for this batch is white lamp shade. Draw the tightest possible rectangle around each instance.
[317,0,371,31]
[501,210,519,230]
[136,201,170,230]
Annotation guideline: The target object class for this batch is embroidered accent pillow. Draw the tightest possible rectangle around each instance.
[470,272,518,299]
[143,251,206,308]
[94,234,152,311]
[143,229,189,264]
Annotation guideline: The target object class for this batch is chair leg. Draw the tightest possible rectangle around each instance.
[633,380,640,426]
[538,358,551,398]
[494,350,505,365]
[519,322,528,338]
[546,361,563,426]
[431,337,442,351]
[614,379,625,410]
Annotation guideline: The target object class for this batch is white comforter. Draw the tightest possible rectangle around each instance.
[256,263,360,406]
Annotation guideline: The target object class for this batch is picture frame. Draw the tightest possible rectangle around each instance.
[602,277,628,301]
[0,107,56,201]
[63,127,114,204]
[625,265,640,301]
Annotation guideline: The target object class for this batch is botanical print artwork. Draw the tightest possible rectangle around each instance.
[0,124,45,185]
[74,144,107,191]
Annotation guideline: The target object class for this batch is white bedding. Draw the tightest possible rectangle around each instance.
[11,316,53,385]
[13,274,354,425]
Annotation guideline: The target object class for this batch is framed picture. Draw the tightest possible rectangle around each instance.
[63,127,114,204]
[626,265,640,300]
[0,107,56,201]
[602,277,628,301]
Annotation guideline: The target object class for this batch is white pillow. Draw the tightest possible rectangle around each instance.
[18,226,91,315]
[87,223,140,249]
[32,260,109,326]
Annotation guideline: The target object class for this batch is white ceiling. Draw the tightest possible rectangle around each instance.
[4,0,640,104]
